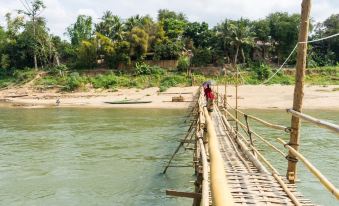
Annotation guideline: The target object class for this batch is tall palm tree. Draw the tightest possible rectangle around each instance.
[229,18,255,64]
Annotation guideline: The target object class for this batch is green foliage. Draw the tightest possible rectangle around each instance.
[95,11,123,41]
[1,54,10,69]
[48,64,69,76]
[76,40,97,69]
[154,40,183,60]
[63,72,86,91]
[67,15,93,46]
[253,63,271,80]
[191,48,212,66]
[135,62,165,75]
[128,27,149,60]
[13,68,37,83]
[107,41,131,69]
[177,56,190,71]
[159,75,187,92]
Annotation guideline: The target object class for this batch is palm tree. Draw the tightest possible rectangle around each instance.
[228,18,255,64]
[96,11,123,41]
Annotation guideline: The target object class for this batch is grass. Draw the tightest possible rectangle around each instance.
[1,65,338,91]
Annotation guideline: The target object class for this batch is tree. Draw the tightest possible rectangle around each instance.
[77,40,97,68]
[311,14,339,65]
[228,18,255,64]
[268,12,300,63]
[128,27,149,60]
[95,11,123,41]
[184,22,213,48]
[157,9,187,22]
[18,0,46,70]
[67,15,93,46]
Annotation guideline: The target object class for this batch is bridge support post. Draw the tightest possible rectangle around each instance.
[287,0,311,184]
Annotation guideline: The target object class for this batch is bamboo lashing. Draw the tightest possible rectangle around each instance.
[277,138,339,200]
[287,109,339,134]
[203,107,234,206]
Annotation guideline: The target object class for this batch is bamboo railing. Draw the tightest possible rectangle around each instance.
[203,106,234,206]
[287,109,339,134]
[217,89,339,201]
[278,138,339,200]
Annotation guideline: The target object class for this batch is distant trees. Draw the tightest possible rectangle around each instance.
[0,0,337,72]
[310,14,339,66]
[17,0,46,69]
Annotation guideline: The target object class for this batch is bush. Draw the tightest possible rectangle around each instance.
[177,56,190,72]
[63,72,86,91]
[135,62,166,75]
[254,63,271,80]
[135,62,151,75]
[13,68,37,83]
[191,47,212,66]
[48,64,69,76]
[159,75,187,91]
[90,73,119,89]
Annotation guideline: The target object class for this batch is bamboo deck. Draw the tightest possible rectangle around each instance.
[205,108,315,205]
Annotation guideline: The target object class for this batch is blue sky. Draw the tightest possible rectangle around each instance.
[0,0,338,38]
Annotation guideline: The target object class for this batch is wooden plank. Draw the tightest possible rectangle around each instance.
[166,190,201,199]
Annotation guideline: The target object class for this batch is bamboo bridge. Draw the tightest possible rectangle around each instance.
[163,1,339,205]
[164,87,339,206]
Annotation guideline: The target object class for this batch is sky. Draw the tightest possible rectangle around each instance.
[0,0,338,39]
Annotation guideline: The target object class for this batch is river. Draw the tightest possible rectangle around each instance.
[0,108,337,205]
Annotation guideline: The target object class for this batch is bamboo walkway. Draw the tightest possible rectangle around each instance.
[164,87,338,205]
[208,107,314,206]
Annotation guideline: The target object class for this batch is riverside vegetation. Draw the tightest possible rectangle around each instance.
[0,0,338,91]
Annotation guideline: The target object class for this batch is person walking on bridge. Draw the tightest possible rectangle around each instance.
[204,84,215,112]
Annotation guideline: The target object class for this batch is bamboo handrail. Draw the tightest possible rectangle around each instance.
[203,107,234,206]
[287,109,339,134]
[277,138,339,200]
[224,101,290,132]
[198,137,209,206]
[224,109,286,157]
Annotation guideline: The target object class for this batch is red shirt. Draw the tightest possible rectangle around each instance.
[204,88,214,100]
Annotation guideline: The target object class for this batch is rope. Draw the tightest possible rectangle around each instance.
[262,32,339,84]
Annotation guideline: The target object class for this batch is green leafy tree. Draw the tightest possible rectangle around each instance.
[67,15,93,46]
[95,11,123,41]
[128,27,149,60]
[228,18,255,64]
[268,12,300,63]
[18,0,46,70]
[157,9,187,22]
[311,14,339,65]
[77,40,97,69]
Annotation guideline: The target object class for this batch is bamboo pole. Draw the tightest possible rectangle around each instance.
[226,102,289,132]
[198,138,209,206]
[235,65,239,135]
[287,0,312,183]
[287,109,339,133]
[224,109,286,157]
[224,66,227,110]
[278,138,339,200]
[203,107,234,206]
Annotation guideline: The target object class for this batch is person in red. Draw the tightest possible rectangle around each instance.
[204,84,214,112]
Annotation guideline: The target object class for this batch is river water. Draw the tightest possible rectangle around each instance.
[0,108,337,205]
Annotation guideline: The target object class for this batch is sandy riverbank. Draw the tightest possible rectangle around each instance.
[0,85,338,109]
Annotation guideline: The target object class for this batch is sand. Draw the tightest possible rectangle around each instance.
[0,85,338,110]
